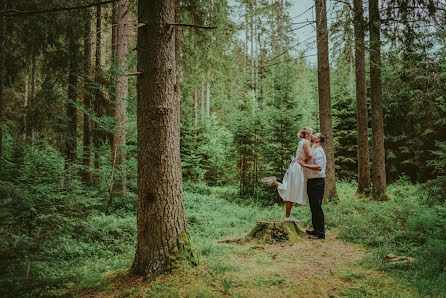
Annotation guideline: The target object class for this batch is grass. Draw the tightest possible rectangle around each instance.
[2,179,445,296]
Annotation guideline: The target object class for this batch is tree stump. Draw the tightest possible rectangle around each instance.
[248,220,305,244]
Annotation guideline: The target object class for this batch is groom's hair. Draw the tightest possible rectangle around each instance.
[319,133,325,143]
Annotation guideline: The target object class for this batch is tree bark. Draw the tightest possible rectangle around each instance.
[369,0,387,199]
[315,0,338,200]
[353,0,371,193]
[83,8,93,186]
[111,0,128,199]
[93,4,102,182]
[0,0,5,176]
[23,74,29,142]
[131,0,198,277]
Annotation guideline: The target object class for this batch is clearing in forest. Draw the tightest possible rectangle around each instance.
[78,230,417,297]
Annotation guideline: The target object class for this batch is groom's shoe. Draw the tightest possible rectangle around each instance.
[309,234,325,240]
[306,230,317,236]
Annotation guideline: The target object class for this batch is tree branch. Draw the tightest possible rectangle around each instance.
[167,23,217,29]
[0,0,118,17]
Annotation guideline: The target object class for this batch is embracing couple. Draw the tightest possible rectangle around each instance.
[262,126,326,240]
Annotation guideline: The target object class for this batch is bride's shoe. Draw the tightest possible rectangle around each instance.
[262,176,277,185]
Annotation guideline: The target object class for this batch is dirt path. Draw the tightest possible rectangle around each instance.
[80,230,418,297]
[217,231,416,297]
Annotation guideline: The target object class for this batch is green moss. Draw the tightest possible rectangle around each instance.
[248,221,304,244]
[167,229,200,271]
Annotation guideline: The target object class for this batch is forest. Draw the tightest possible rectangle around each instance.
[0,0,445,296]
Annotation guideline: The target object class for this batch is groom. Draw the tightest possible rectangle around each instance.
[298,133,326,240]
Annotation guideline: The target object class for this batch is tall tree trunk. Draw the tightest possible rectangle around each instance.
[66,36,79,166]
[83,8,93,186]
[193,89,197,141]
[369,0,387,199]
[244,6,248,78]
[0,0,5,176]
[353,0,371,194]
[201,78,205,121]
[93,4,102,182]
[111,0,129,199]
[112,2,117,65]
[131,0,198,276]
[315,0,338,200]
[254,1,258,99]
[29,53,37,146]
[175,0,181,124]
[279,0,284,64]
[250,1,254,91]
[23,74,29,142]
[206,71,210,118]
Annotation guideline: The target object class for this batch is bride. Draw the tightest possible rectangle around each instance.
[262,126,314,222]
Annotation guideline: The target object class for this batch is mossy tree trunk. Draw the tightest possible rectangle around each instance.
[131,0,198,277]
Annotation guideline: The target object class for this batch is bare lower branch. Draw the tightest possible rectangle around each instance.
[167,23,217,29]
[0,0,117,17]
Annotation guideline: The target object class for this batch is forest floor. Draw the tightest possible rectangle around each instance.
[64,181,435,297]
[76,229,417,297]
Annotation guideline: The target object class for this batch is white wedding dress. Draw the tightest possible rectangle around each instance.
[277,139,308,205]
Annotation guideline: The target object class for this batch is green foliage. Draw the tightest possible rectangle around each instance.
[424,141,446,204]
[321,180,446,295]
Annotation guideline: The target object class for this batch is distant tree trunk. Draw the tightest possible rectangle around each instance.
[66,36,79,166]
[93,4,102,182]
[111,0,129,199]
[83,8,93,186]
[369,0,387,199]
[29,53,37,146]
[250,1,254,91]
[279,0,284,64]
[201,78,205,121]
[23,74,29,142]
[0,0,5,176]
[111,2,117,64]
[193,89,197,141]
[244,6,248,78]
[206,71,210,118]
[131,0,198,277]
[315,0,338,200]
[353,0,371,193]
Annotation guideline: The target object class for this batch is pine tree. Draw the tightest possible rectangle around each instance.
[131,0,199,276]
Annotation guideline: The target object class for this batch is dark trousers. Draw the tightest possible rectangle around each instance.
[307,178,325,236]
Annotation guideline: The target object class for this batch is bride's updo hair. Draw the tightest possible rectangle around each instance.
[298,126,313,139]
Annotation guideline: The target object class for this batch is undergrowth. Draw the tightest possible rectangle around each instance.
[1,138,445,296]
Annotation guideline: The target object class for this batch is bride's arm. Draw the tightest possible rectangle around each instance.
[303,141,313,160]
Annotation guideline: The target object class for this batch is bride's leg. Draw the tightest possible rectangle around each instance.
[285,201,292,218]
